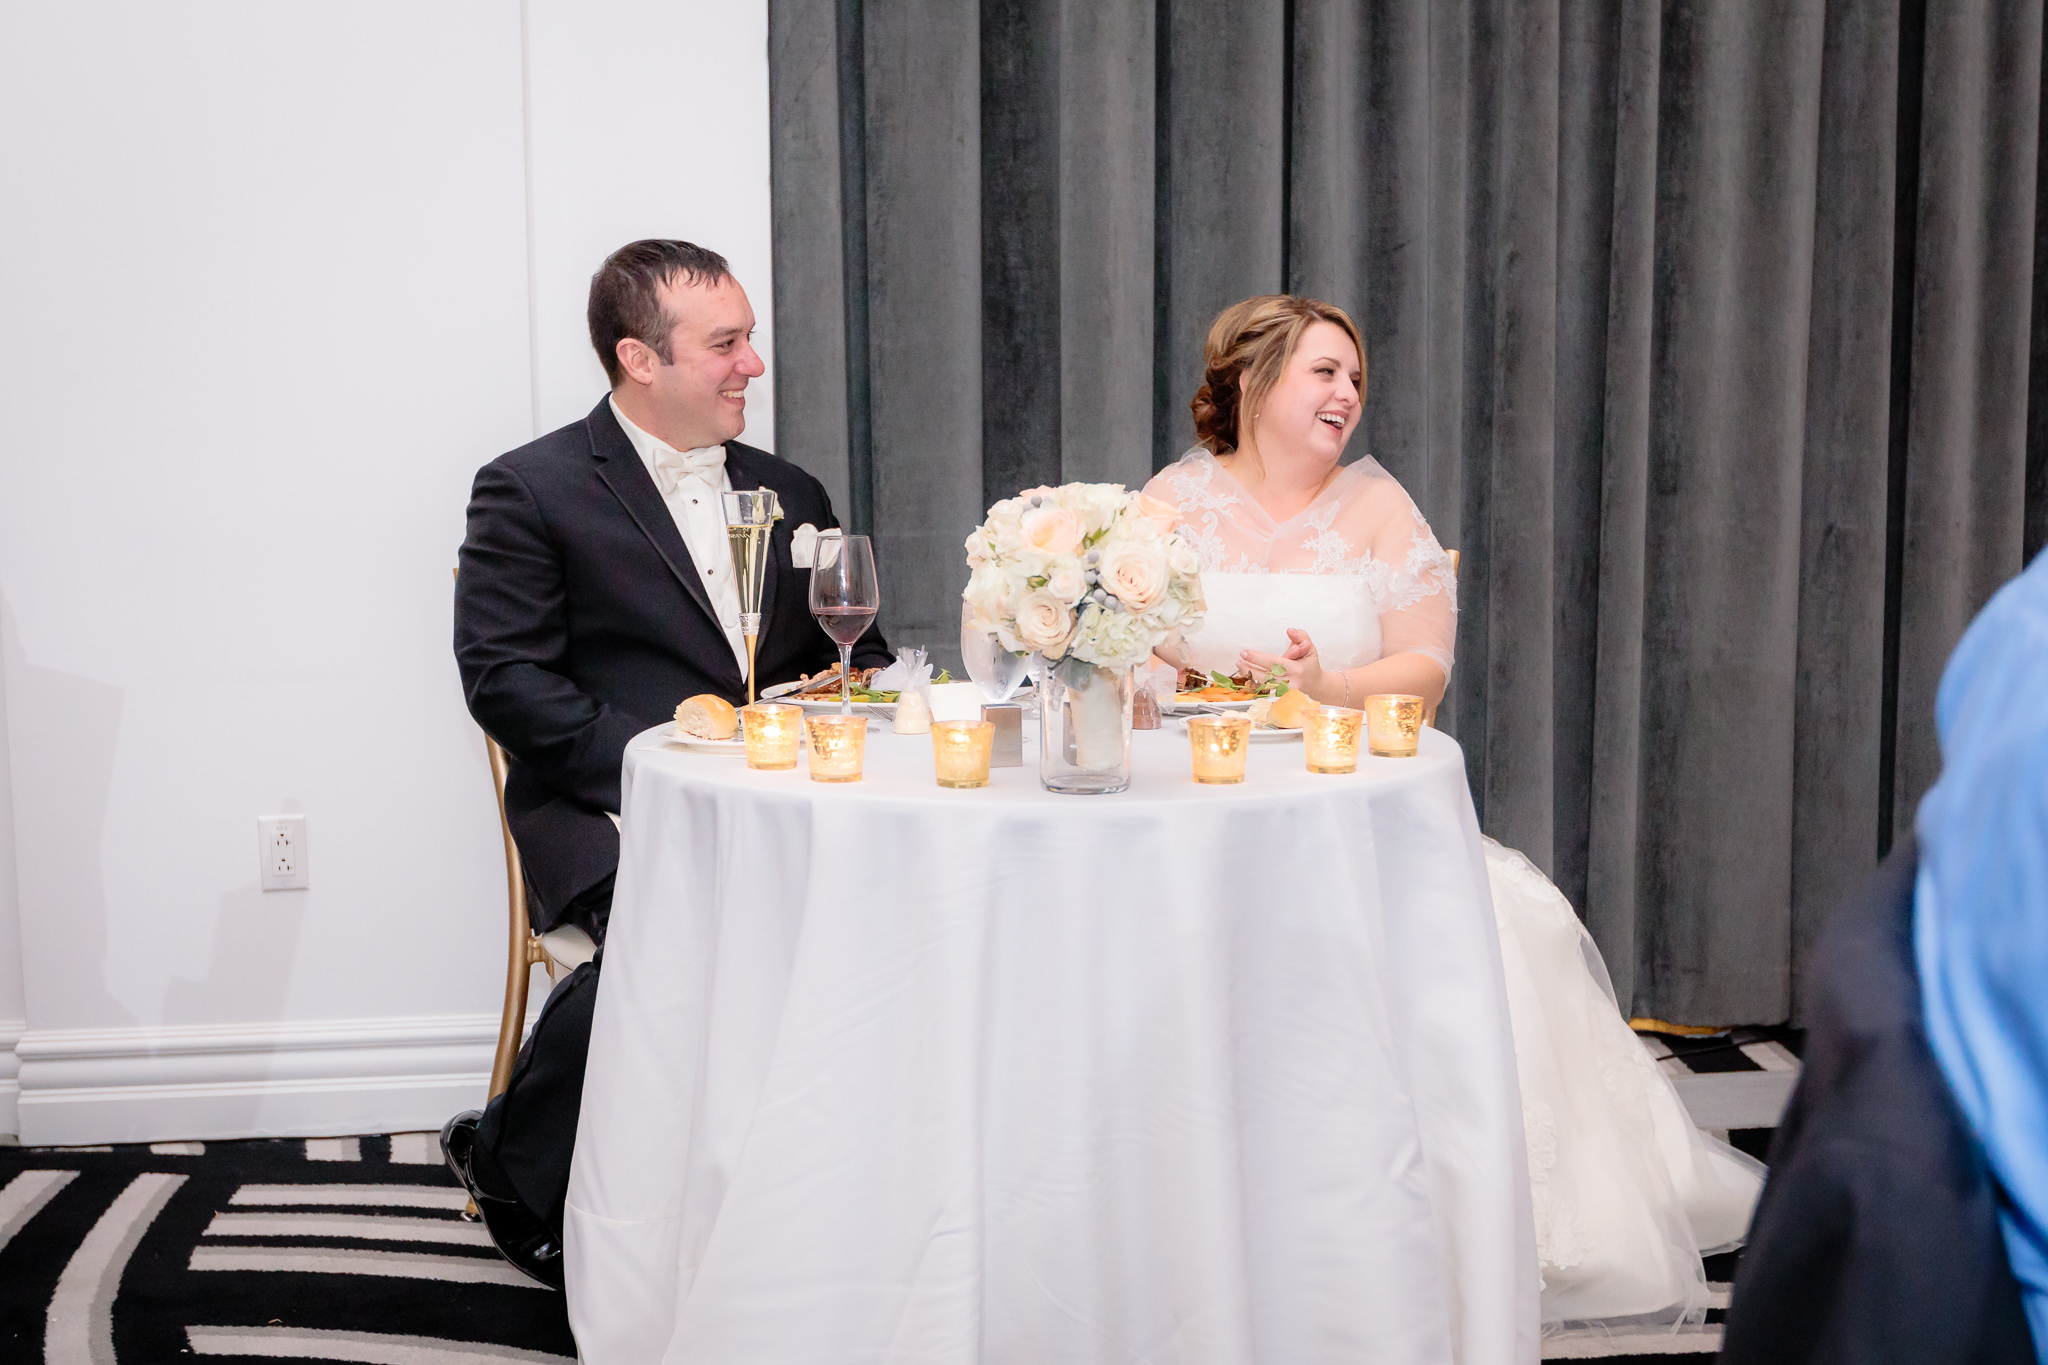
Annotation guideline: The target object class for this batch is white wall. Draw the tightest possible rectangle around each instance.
[0,621,23,1133]
[525,1,777,442]
[0,1,774,1142]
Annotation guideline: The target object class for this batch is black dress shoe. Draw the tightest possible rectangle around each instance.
[440,1110,565,1290]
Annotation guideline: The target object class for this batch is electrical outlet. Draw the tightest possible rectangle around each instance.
[258,814,309,890]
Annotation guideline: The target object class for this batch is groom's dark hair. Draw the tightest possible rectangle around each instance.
[588,239,734,386]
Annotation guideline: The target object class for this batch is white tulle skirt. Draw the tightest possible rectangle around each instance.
[1481,838,1766,1330]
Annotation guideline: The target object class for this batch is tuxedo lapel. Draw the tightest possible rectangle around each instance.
[585,400,722,630]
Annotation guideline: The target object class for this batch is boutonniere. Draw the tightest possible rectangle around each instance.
[790,522,822,568]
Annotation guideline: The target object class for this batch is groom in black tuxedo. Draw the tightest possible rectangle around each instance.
[445,239,888,1285]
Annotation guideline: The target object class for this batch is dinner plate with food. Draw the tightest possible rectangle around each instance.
[767,663,951,711]
[1169,667,1286,714]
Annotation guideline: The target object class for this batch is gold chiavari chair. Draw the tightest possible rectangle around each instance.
[1423,548,1458,730]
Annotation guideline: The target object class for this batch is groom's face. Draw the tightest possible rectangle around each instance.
[642,273,764,449]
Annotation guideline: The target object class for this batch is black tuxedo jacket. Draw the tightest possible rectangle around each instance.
[454,397,890,928]
[1719,835,2034,1364]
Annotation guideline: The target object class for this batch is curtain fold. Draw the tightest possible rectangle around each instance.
[769,0,2048,1024]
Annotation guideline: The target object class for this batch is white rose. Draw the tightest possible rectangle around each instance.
[1165,535,1199,577]
[1013,588,1076,656]
[1098,540,1168,610]
[1020,503,1086,555]
[1043,561,1086,604]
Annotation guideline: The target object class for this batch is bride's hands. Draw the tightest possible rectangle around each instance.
[1240,628,1329,699]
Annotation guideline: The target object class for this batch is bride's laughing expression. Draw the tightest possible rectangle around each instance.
[1252,320,1362,465]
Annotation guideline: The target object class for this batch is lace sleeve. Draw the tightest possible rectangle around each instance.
[1358,480,1457,680]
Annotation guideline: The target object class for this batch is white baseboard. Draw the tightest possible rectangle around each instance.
[0,1018,23,1138]
[14,1009,540,1147]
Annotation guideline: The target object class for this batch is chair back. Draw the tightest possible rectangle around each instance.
[1422,549,1458,729]
[455,565,546,1102]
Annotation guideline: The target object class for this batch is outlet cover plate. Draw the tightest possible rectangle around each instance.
[258,814,308,891]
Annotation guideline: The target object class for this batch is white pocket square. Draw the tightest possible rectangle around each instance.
[790,523,821,568]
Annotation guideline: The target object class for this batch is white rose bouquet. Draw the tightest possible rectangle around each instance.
[962,482,1205,673]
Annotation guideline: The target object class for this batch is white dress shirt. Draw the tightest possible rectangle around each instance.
[609,397,749,674]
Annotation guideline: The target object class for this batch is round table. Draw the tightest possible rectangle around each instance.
[566,720,1537,1364]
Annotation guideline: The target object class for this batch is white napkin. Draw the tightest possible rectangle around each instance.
[927,681,987,724]
[790,523,821,568]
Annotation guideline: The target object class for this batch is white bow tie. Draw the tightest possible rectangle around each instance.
[651,443,726,496]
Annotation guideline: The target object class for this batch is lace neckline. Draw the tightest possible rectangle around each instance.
[1194,450,1369,533]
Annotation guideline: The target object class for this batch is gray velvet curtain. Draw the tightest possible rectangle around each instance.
[769,0,2048,1024]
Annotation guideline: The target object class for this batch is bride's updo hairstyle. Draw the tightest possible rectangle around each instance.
[1190,295,1365,458]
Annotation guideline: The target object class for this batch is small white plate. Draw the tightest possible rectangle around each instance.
[664,722,746,754]
[1171,717,1302,743]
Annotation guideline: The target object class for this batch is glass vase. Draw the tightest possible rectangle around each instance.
[1038,661,1134,794]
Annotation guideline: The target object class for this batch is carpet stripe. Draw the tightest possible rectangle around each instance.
[232,1184,470,1210]
[204,1211,494,1246]
[0,1170,79,1251]
[1707,1281,1731,1308]
[305,1138,363,1162]
[150,1141,206,1155]
[189,1244,543,1289]
[1541,1325,1723,1358]
[46,1172,187,1365]
[1739,1041,1800,1073]
[388,1133,442,1165]
[187,1325,573,1362]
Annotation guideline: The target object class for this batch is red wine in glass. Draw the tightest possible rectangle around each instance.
[814,608,877,645]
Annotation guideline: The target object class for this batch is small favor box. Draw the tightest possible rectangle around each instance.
[982,703,1023,767]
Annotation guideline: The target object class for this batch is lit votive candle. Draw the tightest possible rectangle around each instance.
[1304,705,1366,774]
[805,713,868,782]
[1363,693,1427,758]
[1187,713,1253,784]
[931,719,995,788]
[740,703,802,770]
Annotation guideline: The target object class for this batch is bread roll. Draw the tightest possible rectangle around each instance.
[1266,687,1321,730]
[676,694,738,740]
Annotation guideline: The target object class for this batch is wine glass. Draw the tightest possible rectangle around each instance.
[808,532,879,714]
[960,600,1029,704]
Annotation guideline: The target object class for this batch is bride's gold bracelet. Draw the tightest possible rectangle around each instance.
[1339,671,1351,706]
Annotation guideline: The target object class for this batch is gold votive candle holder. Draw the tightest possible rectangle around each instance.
[804,713,868,782]
[1363,693,1427,758]
[931,719,995,788]
[1304,705,1366,774]
[1187,713,1253,784]
[740,702,802,770]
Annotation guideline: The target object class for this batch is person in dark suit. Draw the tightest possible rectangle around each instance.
[442,239,889,1287]
[1721,553,2048,1364]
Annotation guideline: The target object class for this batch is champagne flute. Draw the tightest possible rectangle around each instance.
[721,488,782,703]
[808,532,879,714]
[960,600,1029,703]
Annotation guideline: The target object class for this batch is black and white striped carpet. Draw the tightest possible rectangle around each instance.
[0,1132,576,1364]
[0,1029,1795,1364]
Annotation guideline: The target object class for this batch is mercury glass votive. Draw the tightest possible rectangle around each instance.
[740,702,802,770]
[1363,693,1427,758]
[1304,705,1366,774]
[931,719,995,788]
[1186,713,1253,784]
[805,713,868,782]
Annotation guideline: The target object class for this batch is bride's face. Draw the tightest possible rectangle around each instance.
[1250,321,1362,466]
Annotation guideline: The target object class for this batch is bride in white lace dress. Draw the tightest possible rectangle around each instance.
[1145,295,1764,1331]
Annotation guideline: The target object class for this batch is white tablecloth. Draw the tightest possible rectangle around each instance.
[566,722,1538,1364]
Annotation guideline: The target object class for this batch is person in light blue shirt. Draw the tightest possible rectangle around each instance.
[1917,548,2048,1361]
